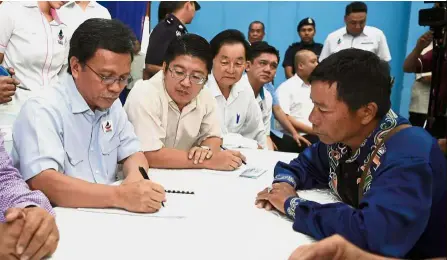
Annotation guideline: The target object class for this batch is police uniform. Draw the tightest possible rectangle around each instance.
[144,13,188,78]
[282,18,323,75]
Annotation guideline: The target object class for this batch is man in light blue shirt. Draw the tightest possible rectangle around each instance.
[12,18,166,213]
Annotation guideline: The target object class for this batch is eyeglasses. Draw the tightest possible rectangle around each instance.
[168,67,207,85]
[85,63,133,86]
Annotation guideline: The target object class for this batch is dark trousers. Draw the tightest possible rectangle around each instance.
[271,132,319,153]
[409,112,446,139]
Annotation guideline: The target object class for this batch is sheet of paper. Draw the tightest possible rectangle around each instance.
[77,192,197,218]
[239,167,268,179]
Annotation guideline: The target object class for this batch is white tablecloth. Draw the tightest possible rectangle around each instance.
[51,149,339,260]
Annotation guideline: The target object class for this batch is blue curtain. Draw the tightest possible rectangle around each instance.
[101,1,147,41]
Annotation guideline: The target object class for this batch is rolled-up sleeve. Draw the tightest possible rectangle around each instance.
[197,91,222,145]
[124,81,166,152]
[0,136,54,222]
[12,99,65,181]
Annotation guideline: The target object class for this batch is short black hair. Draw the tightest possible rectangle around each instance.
[309,49,392,119]
[249,41,280,63]
[169,1,200,13]
[158,2,175,22]
[164,33,213,73]
[248,21,265,32]
[210,29,250,60]
[68,18,135,74]
[345,1,367,16]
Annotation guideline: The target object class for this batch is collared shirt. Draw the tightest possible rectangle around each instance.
[282,41,323,74]
[319,26,391,62]
[57,1,111,38]
[206,73,266,149]
[124,71,222,152]
[0,2,69,113]
[275,74,313,135]
[145,14,187,68]
[273,110,446,259]
[240,74,272,136]
[12,74,140,184]
[0,135,54,222]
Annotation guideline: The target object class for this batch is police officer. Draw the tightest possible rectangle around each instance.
[282,17,323,79]
[144,1,200,80]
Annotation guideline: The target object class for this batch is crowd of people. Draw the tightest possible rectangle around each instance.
[0,1,445,260]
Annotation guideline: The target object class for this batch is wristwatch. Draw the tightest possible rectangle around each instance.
[200,145,211,151]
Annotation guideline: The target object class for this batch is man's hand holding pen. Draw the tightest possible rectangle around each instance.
[116,180,166,213]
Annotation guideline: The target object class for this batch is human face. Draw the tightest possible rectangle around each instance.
[344,12,367,36]
[298,52,318,79]
[212,43,246,88]
[299,25,315,44]
[248,23,265,44]
[163,55,208,109]
[70,49,131,111]
[246,53,278,85]
[309,81,364,145]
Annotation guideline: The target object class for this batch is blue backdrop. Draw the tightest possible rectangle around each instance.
[102,1,433,117]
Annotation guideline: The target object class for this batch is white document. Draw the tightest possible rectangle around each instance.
[77,192,196,218]
[239,166,268,179]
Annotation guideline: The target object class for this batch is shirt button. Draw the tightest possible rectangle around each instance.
[95,170,99,174]
[90,147,94,151]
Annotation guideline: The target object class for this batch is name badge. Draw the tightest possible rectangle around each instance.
[102,120,113,133]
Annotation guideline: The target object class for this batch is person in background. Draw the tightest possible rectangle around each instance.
[144,1,201,80]
[125,34,246,171]
[319,1,391,62]
[57,1,111,38]
[247,21,265,45]
[158,1,175,23]
[256,49,446,259]
[283,17,323,79]
[403,31,447,153]
[120,38,145,104]
[0,1,68,113]
[0,134,59,260]
[242,41,311,150]
[206,29,267,149]
[408,43,433,128]
[12,19,166,214]
[274,50,319,152]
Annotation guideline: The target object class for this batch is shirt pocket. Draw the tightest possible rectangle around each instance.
[100,136,120,177]
[64,145,85,178]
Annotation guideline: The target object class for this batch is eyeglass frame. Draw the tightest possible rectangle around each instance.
[84,63,133,86]
[167,66,207,85]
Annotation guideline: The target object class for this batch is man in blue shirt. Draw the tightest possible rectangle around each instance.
[12,19,166,213]
[256,49,446,259]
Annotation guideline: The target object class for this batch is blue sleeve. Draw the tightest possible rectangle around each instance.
[273,142,329,189]
[283,157,433,258]
[113,101,141,162]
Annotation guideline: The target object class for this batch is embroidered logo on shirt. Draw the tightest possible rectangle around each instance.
[102,120,113,133]
[337,38,342,44]
[58,29,64,45]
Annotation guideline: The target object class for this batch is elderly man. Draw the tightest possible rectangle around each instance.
[12,19,166,213]
[256,49,446,259]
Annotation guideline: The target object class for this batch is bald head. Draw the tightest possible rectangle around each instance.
[294,50,318,81]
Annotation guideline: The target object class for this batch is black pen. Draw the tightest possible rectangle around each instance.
[138,167,164,207]
[220,145,247,165]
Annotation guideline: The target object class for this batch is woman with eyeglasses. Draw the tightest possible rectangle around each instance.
[125,33,246,171]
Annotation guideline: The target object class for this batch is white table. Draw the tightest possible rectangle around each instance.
[51,149,338,260]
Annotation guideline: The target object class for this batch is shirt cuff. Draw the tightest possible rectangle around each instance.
[284,196,307,220]
[14,202,40,209]
[273,174,298,189]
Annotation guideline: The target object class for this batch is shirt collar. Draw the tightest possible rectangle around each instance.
[65,74,96,114]
[330,109,410,165]
[64,1,97,8]
[24,2,65,25]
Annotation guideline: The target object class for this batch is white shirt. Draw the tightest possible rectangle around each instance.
[240,74,272,136]
[206,73,267,149]
[319,25,391,62]
[0,2,69,114]
[57,1,111,38]
[275,74,313,135]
